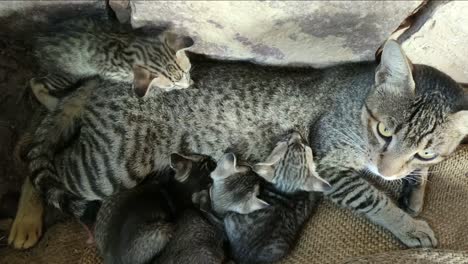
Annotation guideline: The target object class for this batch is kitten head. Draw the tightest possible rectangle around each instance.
[170,153,217,198]
[364,40,468,180]
[253,131,331,193]
[132,31,194,97]
[210,153,269,215]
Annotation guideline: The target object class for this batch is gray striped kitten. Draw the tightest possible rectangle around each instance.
[27,40,468,248]
[223,131,329,263]
[31,17,193,110]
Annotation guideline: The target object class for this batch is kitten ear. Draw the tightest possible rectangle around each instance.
[132,65,152,97]
[244,197,269,214]
[170,153,192,182]
[265,141,288,164]
[211,153,237,179]
[253,163,275,182]
[375,40,415,95]
[302,173,332,192]
[302,145,331,192]
[451,111,468,135]
[165,32,194,52]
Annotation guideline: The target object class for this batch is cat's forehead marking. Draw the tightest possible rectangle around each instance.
[401,94,448,146]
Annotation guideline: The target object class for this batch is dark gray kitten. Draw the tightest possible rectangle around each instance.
[222,132,330,263]
[154,209,226,264]
[31,16,194,110]
[94,153,216,264]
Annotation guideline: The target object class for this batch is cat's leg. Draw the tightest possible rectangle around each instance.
[8,177,44,249]
[325,169,436,248]
[30,74,74,111]
[398,168,428,217]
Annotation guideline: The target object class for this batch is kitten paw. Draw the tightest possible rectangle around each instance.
[8,212,43,249]
[394,219,437,248]
[30,78,58,111]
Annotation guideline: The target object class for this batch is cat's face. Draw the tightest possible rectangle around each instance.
[170,153,217,196]
[254,131,330,193]
[364,40,468,180]
[210,153,269,215]
[132,32,194,97]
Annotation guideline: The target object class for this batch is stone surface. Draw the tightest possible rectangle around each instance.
[128,1,421,67]
[399,1,468,83]
[109,0,130,23]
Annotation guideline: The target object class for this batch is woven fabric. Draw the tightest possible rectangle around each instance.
[0,220,87,264]
[281,144,468,264]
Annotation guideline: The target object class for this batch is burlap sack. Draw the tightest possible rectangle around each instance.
[1,146,466,264]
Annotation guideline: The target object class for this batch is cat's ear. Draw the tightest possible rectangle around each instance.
[170,153,193,182]
[451,110,468,135]
[302,146,331,192]
[375,40,415,95]
[302,174,332,192]
[265,141,288,164]
[253,163,274,182]
[211,153,237,179]
[244,196,269,214]
[253,141,288,182]
[165,32,194,52]
[132,65,152,97]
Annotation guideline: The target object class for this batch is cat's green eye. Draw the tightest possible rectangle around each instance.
[377,122,392,139]
[415,150,438,161]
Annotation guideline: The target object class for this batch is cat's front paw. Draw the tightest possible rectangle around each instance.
[399,191,424,217]
[394,218,437,248]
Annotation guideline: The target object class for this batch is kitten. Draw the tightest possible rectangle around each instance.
[222,132,330,263]
[94,153,216,264]
[23,40,468,250]
[31,16,194,110]
[154,209,226,264]
[209,153,270,216]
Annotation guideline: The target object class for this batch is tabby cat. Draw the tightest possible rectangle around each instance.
[25,40,468,249]
[31,17,194,110]
[223,131,328,263]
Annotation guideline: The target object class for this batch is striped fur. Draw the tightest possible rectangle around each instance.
[28,41,467,249]
[222,132,326,264]
[31,17,193,110]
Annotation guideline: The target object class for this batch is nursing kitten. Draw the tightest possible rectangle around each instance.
[31,16,193,110]
[94,153,216,264]
[22,40,468,250]
[223,132,330,263]
[209,153,270,216]
[154,209,226,264]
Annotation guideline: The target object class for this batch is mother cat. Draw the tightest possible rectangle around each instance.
[12,40,468,249]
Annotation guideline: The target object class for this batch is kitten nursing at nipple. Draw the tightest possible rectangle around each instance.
[94,153,217,264]
[220,131,329,263]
